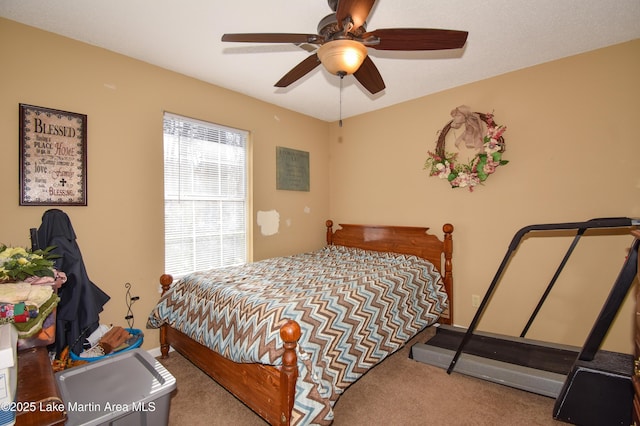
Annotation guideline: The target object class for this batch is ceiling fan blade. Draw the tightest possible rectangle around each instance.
[222,33,323,44]
[364,28,468,51]
[353,56,385,94]
[336,0,376,30]
[275,53,322,87]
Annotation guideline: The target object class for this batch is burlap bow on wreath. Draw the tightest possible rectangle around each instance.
[424,105,508,191]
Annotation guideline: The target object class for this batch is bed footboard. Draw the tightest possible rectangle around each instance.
[157,274,301,425]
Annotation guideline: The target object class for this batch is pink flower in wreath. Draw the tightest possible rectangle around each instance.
[483,161,498,175]
[452,172,479,190]
[487,124,506,140]
[433,161,451,179]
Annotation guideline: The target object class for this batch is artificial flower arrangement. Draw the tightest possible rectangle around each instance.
[0,244,60,282]
[425,106,508,191]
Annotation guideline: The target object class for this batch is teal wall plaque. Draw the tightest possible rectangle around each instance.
[276,146,309,191]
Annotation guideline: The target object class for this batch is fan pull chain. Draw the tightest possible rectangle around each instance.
[338,72,345,127]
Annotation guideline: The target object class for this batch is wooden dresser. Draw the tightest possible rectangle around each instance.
[15,346,66,426]
[633,229,640,425]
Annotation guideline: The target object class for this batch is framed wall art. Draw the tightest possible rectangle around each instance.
[19,104,87,206]
[276,146,309,192]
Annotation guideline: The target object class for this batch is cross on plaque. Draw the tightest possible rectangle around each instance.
[59,178,67,186]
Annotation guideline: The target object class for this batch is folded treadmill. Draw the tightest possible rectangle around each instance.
[411,217,640,426]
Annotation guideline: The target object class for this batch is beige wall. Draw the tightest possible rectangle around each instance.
[0,18,330,350]
[329,39,640,353]
[2,18,639,354]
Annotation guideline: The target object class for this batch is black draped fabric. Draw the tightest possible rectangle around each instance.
[35,209,110,356]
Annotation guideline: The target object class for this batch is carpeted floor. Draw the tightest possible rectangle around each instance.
[157,327,561,425]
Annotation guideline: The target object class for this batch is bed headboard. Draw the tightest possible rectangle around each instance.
[325,220,454,324]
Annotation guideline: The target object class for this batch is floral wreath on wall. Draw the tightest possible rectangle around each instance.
[424,105,508,191]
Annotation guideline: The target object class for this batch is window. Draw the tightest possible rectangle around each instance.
[163,112,248,277]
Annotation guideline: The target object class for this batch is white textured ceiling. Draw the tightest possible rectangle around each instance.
[1,0,639,122]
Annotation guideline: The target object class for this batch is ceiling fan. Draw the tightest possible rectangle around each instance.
[221,0,468,94]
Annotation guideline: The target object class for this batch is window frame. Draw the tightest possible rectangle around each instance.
[163,112,251,278]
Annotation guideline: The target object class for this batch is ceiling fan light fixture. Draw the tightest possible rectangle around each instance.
[317,40,367,75]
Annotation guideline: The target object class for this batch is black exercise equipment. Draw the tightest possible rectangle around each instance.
[411,217,640,425]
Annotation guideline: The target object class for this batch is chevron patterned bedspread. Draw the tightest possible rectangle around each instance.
[147,245,448,425]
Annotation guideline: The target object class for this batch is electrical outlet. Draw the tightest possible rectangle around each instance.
[471,294,481,308]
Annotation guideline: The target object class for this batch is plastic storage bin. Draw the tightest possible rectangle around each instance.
[55,348,176,426]
[0,325,17,426]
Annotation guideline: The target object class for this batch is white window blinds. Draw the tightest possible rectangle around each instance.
[163,112,248,277]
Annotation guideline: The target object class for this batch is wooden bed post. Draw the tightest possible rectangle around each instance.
[279,320,301,425]
[326,220,334,245]
[442,223,454,322]
[159,274,173,359]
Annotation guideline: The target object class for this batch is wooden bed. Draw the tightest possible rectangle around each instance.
[157,220,454,425]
